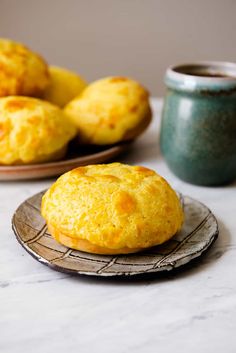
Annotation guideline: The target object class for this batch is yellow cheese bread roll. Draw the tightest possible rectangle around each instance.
[41,163,183,254]
[64,77,152,144]
[43,66,87,107]
[0,96,76,165]
[0,38,49,97]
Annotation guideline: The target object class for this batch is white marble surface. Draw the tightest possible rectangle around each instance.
[0,99,235,353]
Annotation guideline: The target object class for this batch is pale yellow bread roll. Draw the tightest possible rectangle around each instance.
[64,76,152,145]
[0,38,49,97]
[43,66,87,107]
[0,96,76,165]
[41,163,183,255]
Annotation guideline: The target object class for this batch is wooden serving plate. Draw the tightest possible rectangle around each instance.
[0,143,130,181]
[12,191,219,277]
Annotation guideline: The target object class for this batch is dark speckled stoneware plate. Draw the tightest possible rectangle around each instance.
[0,143,130,181]
[12,191,218,277]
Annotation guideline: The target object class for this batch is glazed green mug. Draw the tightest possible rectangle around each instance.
[160,62,236,186]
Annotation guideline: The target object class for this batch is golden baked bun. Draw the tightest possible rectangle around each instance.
[41,163,183,255]
[0,96,76,165]
[43,66,87,107]
[0,38,49,97]
[64,77,152,145]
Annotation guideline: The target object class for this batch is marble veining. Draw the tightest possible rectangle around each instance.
[0,99,236,353]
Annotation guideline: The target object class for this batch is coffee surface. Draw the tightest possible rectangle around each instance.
[185,71,235,78]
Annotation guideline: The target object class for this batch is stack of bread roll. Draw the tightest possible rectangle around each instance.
[0,38,152,165]
[0,39,184,255]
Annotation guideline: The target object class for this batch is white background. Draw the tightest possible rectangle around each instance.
[1,0,236,95]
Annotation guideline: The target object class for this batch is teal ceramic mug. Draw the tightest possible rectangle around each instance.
[160,62,236,186]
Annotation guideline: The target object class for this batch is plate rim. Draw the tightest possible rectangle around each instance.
[0,143,131,180]
[0,143,130,172]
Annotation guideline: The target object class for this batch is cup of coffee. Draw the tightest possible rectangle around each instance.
[160,61,236,186]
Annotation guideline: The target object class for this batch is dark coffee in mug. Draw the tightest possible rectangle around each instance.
[173,64,236,79]
[184,72,236,78]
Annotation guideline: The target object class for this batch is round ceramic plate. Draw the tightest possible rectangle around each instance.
[0,143,130,181]
[12,191,219,277]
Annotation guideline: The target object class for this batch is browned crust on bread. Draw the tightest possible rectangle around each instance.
[48,223,144,255]
[122,105,152,141]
